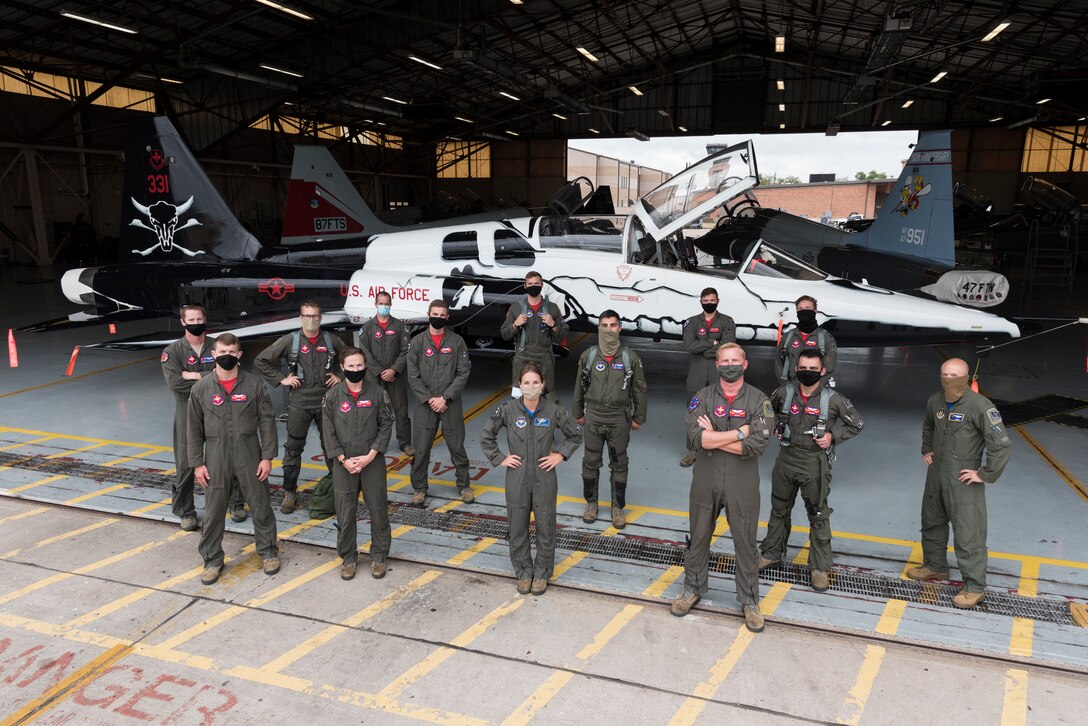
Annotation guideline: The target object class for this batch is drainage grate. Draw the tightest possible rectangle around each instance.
[2,450,1078,626]
[991,394,1088,426]
[1049,413,1088,431]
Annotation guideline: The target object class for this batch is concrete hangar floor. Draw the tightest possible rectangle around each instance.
[1,262,1085,725]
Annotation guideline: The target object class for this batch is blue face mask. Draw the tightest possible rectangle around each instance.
[376,305,391,317]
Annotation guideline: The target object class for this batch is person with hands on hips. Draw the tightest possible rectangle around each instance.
[481,363,582,596]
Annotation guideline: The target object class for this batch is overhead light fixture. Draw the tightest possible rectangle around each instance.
[381,95,409,105]
[505,130,520,136]
[203,63,296,90]
[776,79,785,91]
[626,127,650,142]
[260,63,303,78]
[779,123,785,129]
[553,113,568,120]
[901,99,914,108]
[989,116,1003,122]
[628,86,643,96]
[453,116,475,123]
[588,128,600,134]
[657,109,670,117]
[982,21,1010,42]
[510,0,524,4]
[60,11,137,34]
[499,91,521,101]
[1036,98,1051,105]
[929,71,947,83]
[255,0,313,20]
[774,35,786,53]
[136,73,183,85]
[1079,117,1087,122]
[882,120,892,126]
[408,55,443,71]
[826,121,841,136]
[678,125,688,132]
[576,47,600,63]
[778,103,785,112]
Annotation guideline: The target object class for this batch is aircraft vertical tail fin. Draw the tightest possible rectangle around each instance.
[282,146,392,244]
[121,116,261,261]
[856,130,956,267]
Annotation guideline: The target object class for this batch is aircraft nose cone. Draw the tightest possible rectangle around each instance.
[61,267,96,305]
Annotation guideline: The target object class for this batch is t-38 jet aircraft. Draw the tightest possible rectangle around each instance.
[41,116,1018,350]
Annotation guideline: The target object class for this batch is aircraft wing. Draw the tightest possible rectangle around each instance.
[81,310,353,350]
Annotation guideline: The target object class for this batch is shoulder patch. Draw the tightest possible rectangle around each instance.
[842,398,852,408]
[761,400,774,419]
[987,408,1002,423]
[161,351,169,363]
[491,406,503,419]
[688,395,700,412]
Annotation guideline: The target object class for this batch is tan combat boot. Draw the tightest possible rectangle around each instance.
[200,564,222,586]
[743,604,765,633]
[263,557,281,576]
[340,560,357,581]
[179,516,198,532]
[811,570,830,592]
[411,490,426,506]
[460,487,475,503]
[582,501,598,523]
[371,560,387,579]
[757,555,780,570]
[670,591,701,617]
[906,565,950,581]
[952,589,984,609]
[280,491,298,514]
[531,578,548,595]
[611,507,627,529]
[516,579,531,595]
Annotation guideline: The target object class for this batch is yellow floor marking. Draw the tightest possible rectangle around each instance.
[0,530,188,607]
[212,550,267,587]
[377,598,525,700]
[130,497,172,515]
[45,442,108,458]
[3,608,483,726]
[5,474,68,494]
[0,506,49,525]
[99,446,171,467]
[501,604,643,726]
[447,537,499,565]
[1,518,115,558]
[0,355,157,400]
[792,539,811,566]
[154,558,342,650]
[1015,424,1088,505]
[1017,558,1040,598]
[1000,668,1029,726]
[1009,618,1033,658]
[434,498,465,514]
[63,483,129,504]
[551,510,646,581]
[0,643,131,726]
[643,565,685,598]
[0,435,55,451]
[668,582,791,726]
[256,570,443,675]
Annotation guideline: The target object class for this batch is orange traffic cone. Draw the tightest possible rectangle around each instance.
[7,328,17,368]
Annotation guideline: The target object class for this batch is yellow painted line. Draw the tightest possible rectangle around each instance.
[377,598,525,700]
[45,442,108,458]
[258,570,443,675]
[131,497,172,515]
[792,539,811,566]
[155,559,342,650]
[212,551,267,587]
[447,537,499,566]
[1000,668,1029,726]
[668,582,791,726]
[0,643,131,726]
[0,435,55,451]
[63,483,129,504]
[501,604,643,726]
[434,498,465,514]
[5,474,68,494]
[1015,425,1088,505]
[100,446,171,467]
[0,506,49,525]
[1,518,115,558]
[1009,618,1033,659]
[875,600,908,636]
[551,510,646,581]
[643,565,685,598]
[0,355,157,400]
[0,425,169,451]
[3,610,485,726]
[0,530,188,607]
[1017,559,1040,598]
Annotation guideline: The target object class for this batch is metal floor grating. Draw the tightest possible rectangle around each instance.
[1,450,1079,626]
[991,394,1088,426]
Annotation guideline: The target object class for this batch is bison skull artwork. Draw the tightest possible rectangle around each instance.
[129,196,205,256]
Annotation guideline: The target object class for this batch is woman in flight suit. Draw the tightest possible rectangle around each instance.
[322,347,394,581]
[481,363,582,595]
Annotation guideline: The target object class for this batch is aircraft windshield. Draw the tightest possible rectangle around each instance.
[740,241,827,281]
[636,140,757,239]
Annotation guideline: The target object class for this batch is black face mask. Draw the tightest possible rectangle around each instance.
[525,285,543,297]
[797,309,818,333]
[429,316,448,330]
[344,368,366,383]
[215,354,239,371]
[183,323,206,336]
[796,369,822,386]
[701,302,717,314]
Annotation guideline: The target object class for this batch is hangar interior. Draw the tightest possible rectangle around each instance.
[1,2,1087,724]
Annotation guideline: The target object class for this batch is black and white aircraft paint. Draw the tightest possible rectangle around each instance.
[45,117,1018,350]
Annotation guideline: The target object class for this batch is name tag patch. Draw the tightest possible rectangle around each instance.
[804,406,821,416]
[316,345,328,352]
[533,417,550,427]
[440,346,453,354]
[200,355,214,364]
[949,413,965,422]
[804,339,818,347]
[728,408,746,418]
[357,399,373,408]
[611,362,625,369]
[231,393,247,402]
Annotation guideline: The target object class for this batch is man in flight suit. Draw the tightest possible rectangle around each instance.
[188,334,280,585]
[572,310,648,529]
[406,299,473,506]
[680,287,736,467]
[500,270,569,398]
[255,300,345,513]
[776,295,838,384]
[758,351,864,591]
[672,343,773,633]
[358,290,414,457]
[907,357,1011,608]
[161,303,244,530]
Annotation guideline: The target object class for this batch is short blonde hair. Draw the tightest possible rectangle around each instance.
[716,342,747,361]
